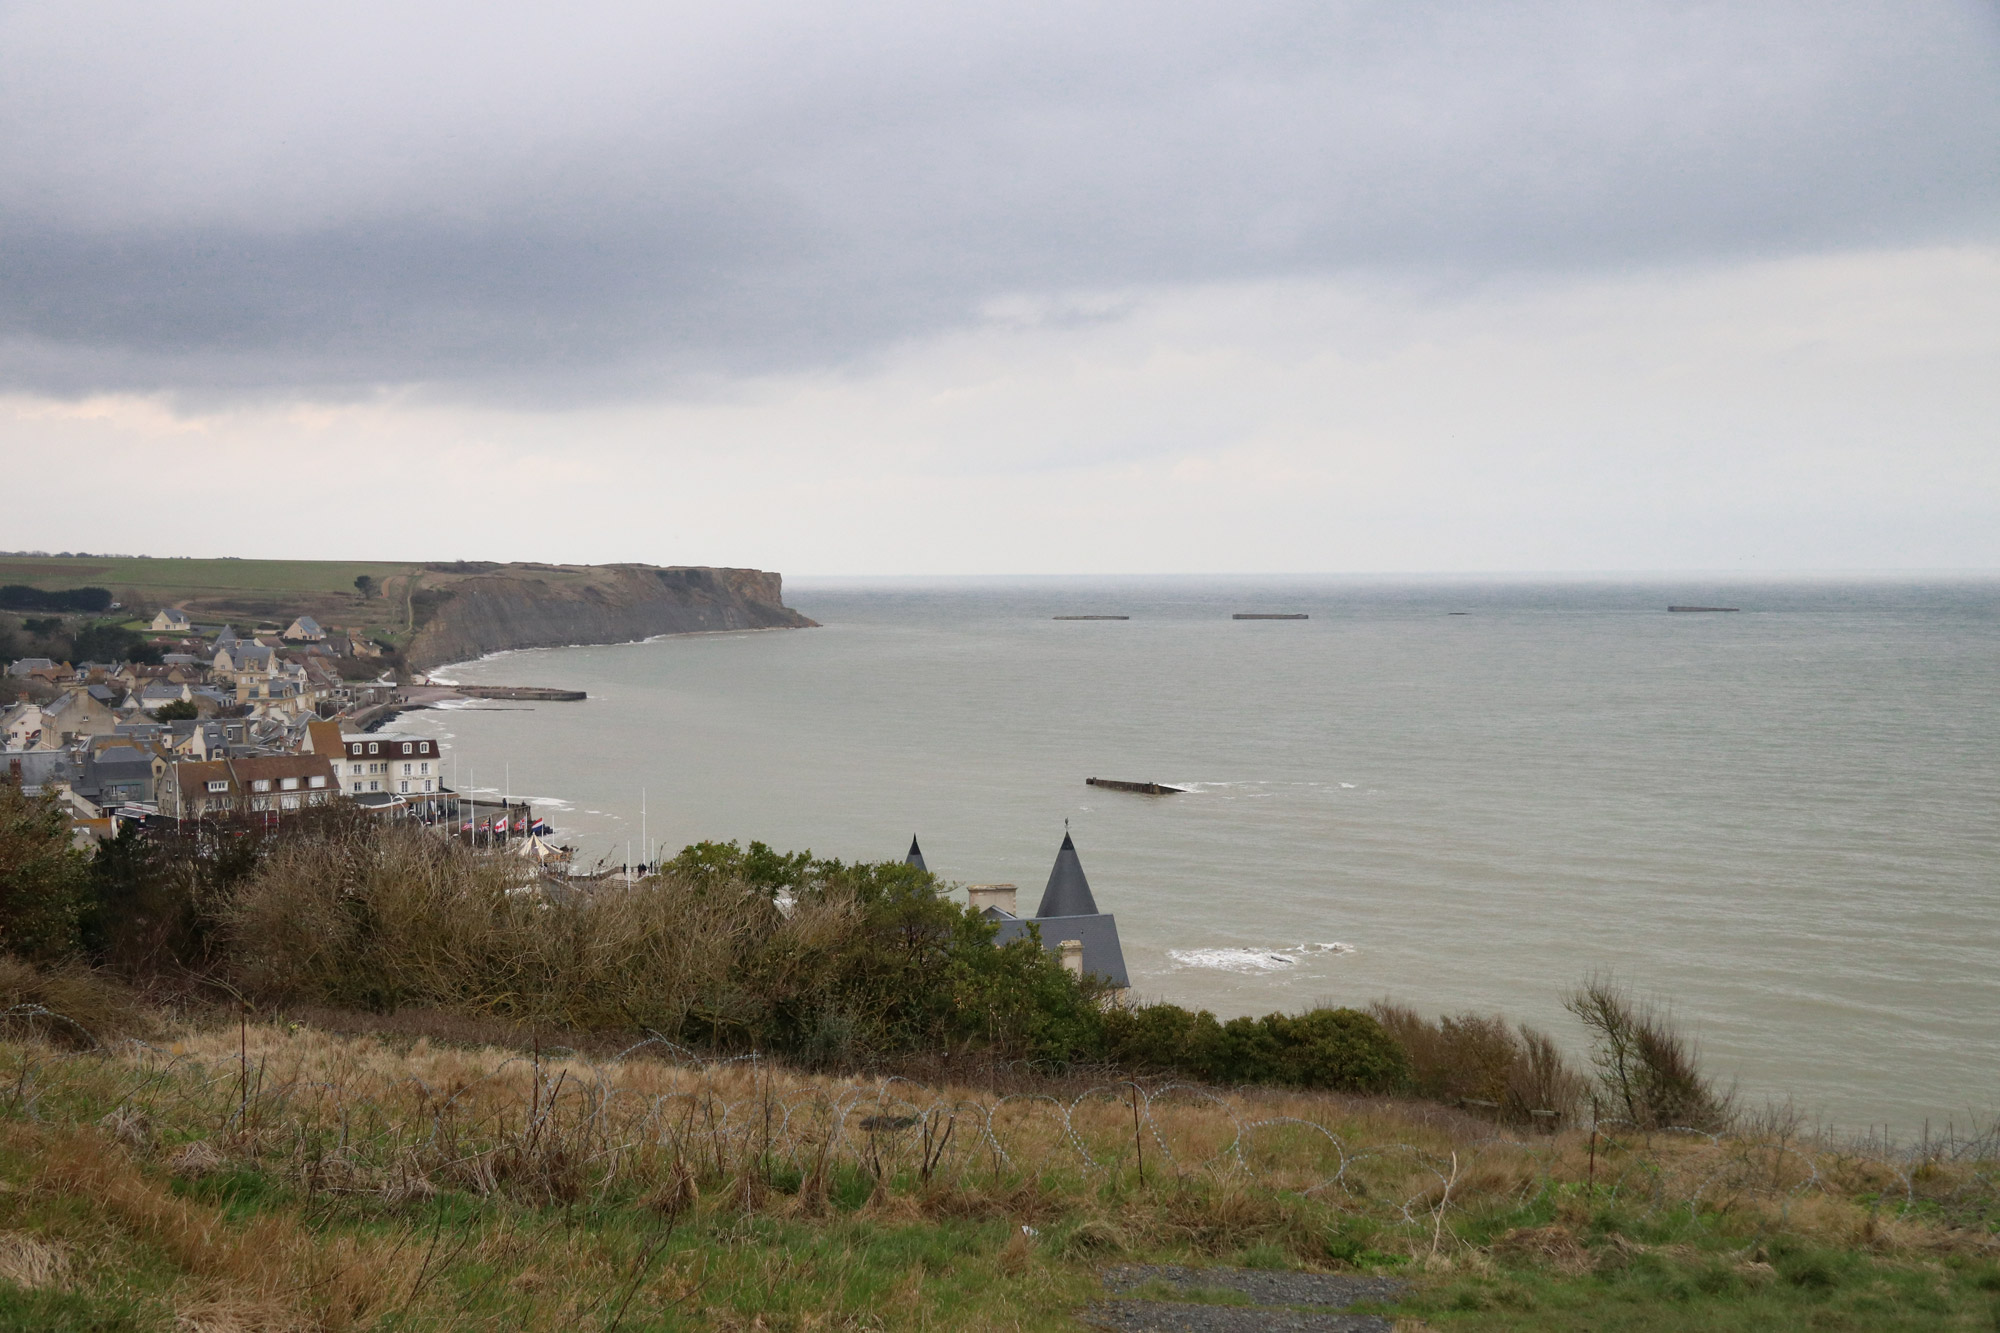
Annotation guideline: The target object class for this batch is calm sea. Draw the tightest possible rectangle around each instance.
[403,577,2000,1130]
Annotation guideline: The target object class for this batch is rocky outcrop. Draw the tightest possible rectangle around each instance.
[404,564,815,672]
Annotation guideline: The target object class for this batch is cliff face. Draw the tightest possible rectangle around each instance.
[404,564,815,672]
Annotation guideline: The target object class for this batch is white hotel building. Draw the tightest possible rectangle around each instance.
[311,726,443,799]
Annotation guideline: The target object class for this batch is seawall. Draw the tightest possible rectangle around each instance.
[403,564,815,673]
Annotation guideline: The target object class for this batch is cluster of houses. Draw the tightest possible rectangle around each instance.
[5,610,386,744]
[1,607,448,845]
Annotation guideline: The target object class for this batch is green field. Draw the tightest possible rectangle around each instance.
[0,556,449,641]
[0,556,424,601]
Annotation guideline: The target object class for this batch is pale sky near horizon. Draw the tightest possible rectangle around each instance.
[3,2,1997,575]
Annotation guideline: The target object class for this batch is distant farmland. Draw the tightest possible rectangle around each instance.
[0,556,434,634]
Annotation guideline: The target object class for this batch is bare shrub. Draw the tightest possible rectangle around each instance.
[1370,1003,1584,1127]
[1563,974,1733,1131]
[1510,1024,1589,1128]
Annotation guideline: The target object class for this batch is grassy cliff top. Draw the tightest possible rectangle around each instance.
[0,555,426,600]
[0,1011,1995,1332]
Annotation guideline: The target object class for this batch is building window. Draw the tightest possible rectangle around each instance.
[280,777,299,791]
[368,742,378,754]
[309,775,325,789]
[399,780,409,793]
[422,779,433,792]
[351,764,362,775]
[401,743,412,755]
[402,763,413,776]
[420,762,429,775]
[281,795,300,810]
[252,779,271,792]
[368,780,379,792]
[206,780,229,792]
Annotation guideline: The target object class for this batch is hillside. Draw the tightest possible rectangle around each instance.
[1,1009,1995,1332]
[402,564,815,672]
[0,556,813,667]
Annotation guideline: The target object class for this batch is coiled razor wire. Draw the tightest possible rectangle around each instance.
[0,1023,1991,1235]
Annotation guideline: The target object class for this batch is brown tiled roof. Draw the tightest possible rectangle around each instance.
[306,720,344,756]
[173,759,234,790]
[344,736,438,759]
[230,754,339,785]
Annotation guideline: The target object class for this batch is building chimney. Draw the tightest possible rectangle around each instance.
[1059,939,1084,977]
[967,884,1018,916]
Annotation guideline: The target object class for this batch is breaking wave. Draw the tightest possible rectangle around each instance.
[1166,942,1355,973]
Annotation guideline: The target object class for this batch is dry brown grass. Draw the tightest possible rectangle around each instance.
[18,1120,417,1331]
[0,1011,1993,1333]
[0,954,145,1047]
[0,1226,69,1289]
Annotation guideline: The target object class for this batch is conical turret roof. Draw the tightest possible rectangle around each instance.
[1036,831,1099,918]
[905,836,927,873]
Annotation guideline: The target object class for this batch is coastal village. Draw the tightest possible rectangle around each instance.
[0,601,557,854]
[2,587,1130,984]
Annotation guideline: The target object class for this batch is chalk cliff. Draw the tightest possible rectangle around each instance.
[403,564,815,672]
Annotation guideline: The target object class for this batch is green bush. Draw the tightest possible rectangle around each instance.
[0,777,91,961]
[217,829,1104,1067]
[1104,1000,1407,1092]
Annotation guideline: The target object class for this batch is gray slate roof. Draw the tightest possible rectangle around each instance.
[2,750,78,792]
[1036,831,1100,918]
[992,912,1129,988]
[905,836,927,872]
[980,833,1130,987]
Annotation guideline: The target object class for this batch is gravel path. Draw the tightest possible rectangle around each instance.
[1080,1266,1409,1332]
[1079,1301,1394,1333]
[1100,1266,1408,1309]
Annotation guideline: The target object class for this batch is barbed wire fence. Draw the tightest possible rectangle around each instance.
[4,1006,1997,1243]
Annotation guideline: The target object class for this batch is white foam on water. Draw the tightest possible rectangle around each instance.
[1167,948,1297,973]
[1166,942,1356,974]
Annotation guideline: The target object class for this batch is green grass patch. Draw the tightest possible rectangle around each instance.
[0,1288,160,1333]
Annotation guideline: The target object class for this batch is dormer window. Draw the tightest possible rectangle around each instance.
[252,779,271,792]
[367,743,378,754]
[280,777,299,791]
[401,743,412,755]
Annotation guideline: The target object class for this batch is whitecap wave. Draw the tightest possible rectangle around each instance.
[1166,942,1355,973]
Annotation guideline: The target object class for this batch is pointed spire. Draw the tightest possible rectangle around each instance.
[905,835,927,873]
[1036,830,1099,918]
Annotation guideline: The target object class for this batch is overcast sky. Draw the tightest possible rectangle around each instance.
[3,1,1997,573]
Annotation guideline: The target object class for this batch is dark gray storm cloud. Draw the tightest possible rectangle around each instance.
[3,0,1997,399]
